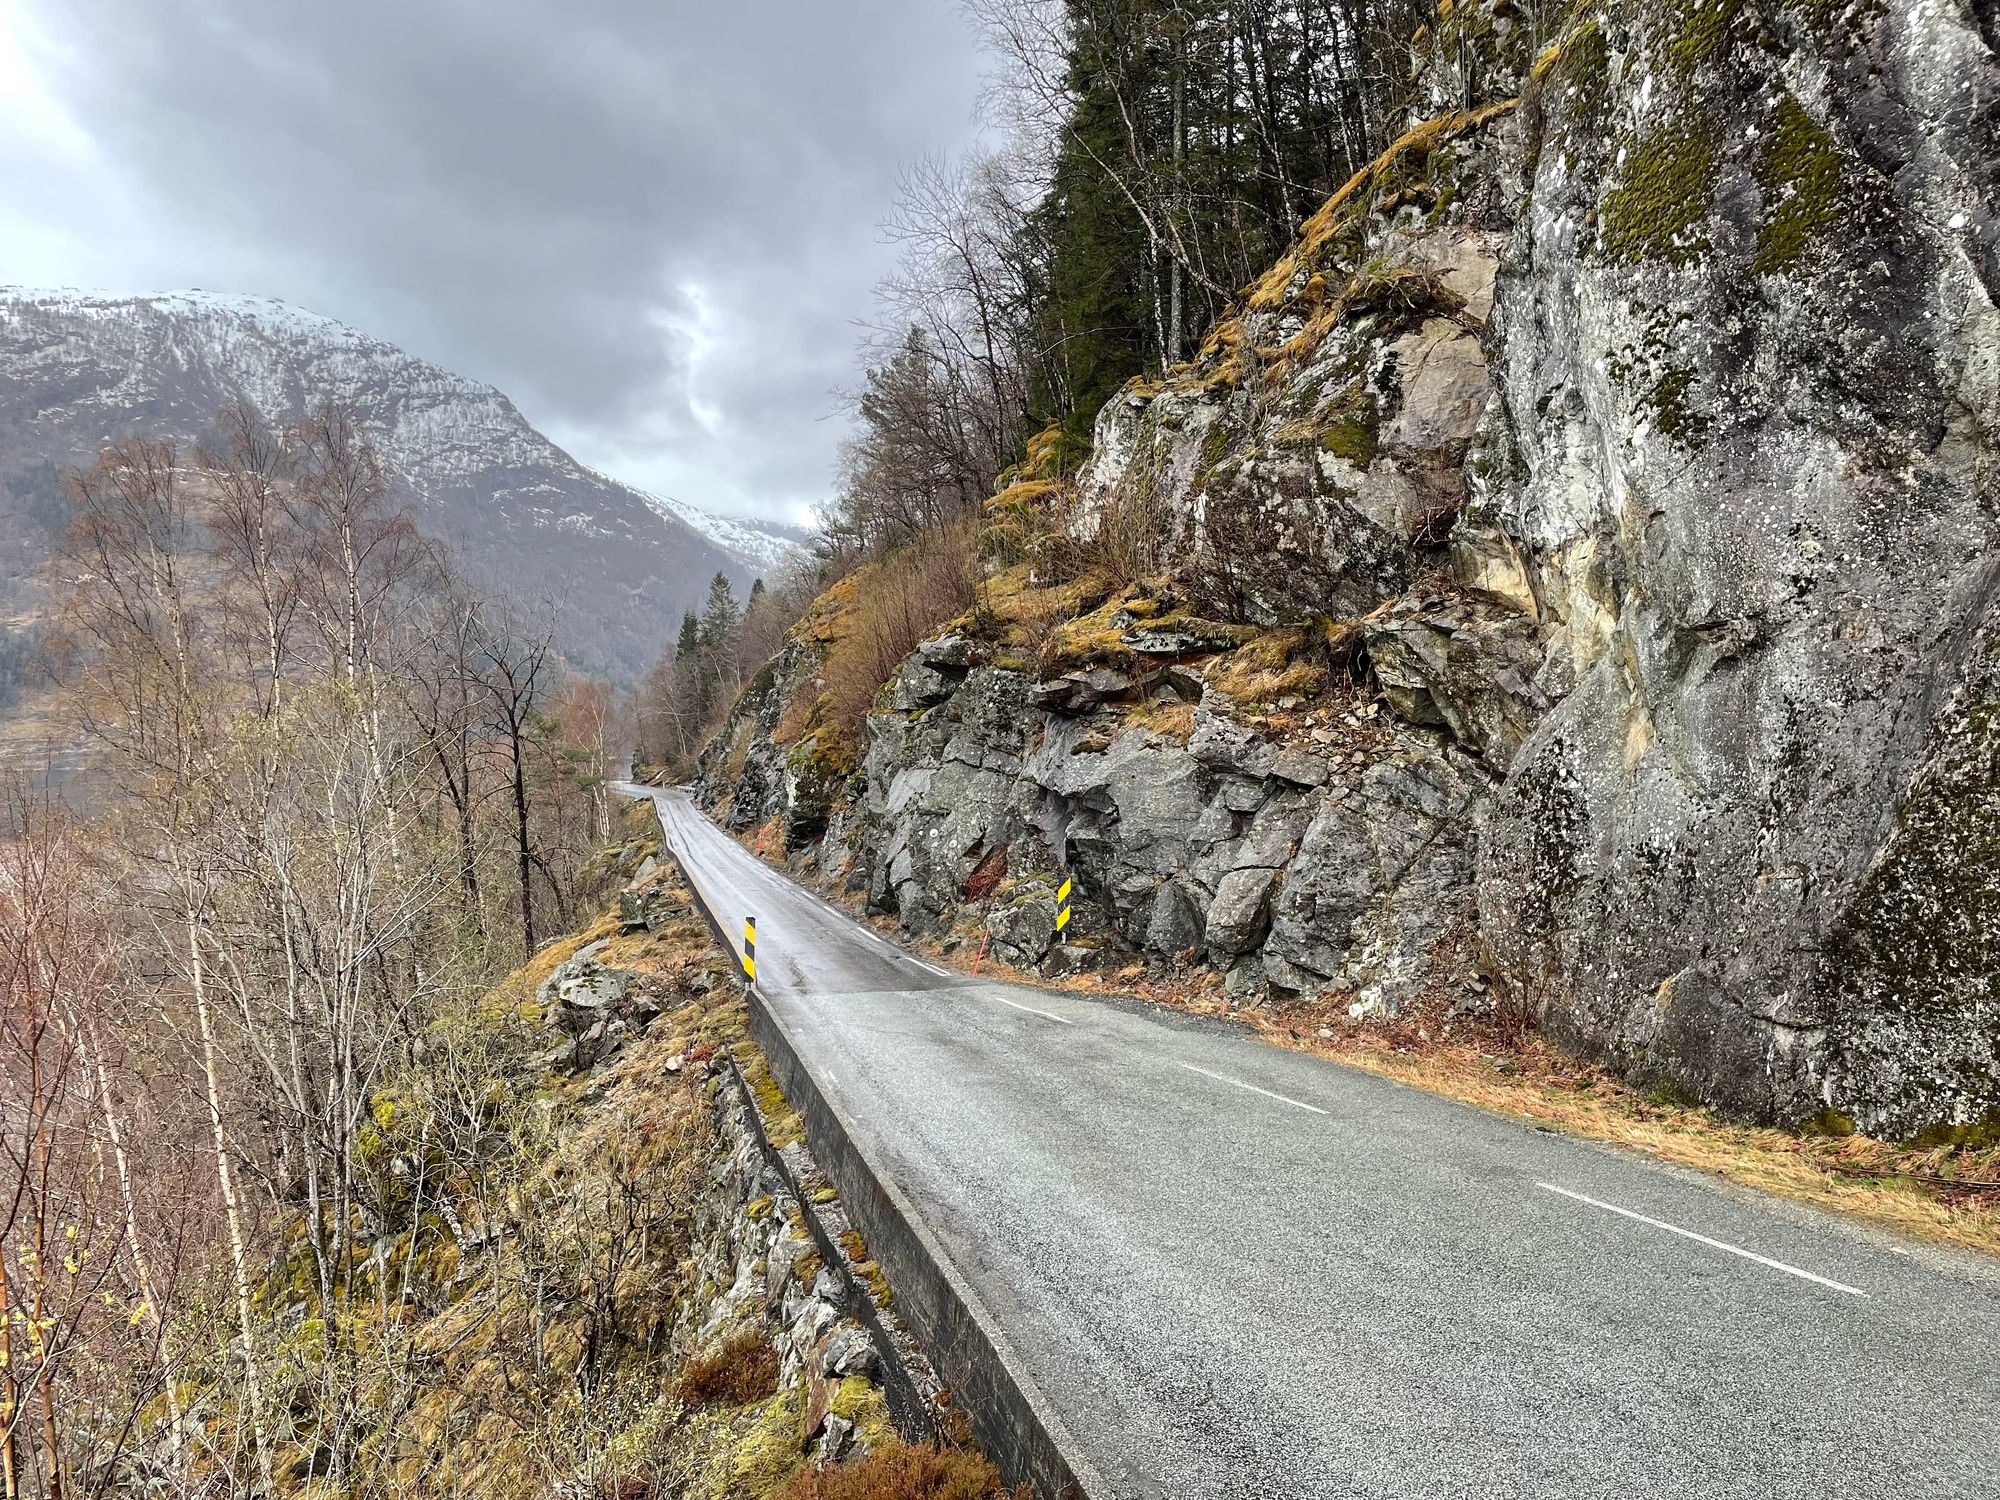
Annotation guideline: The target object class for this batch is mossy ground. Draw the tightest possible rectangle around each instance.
[169,868,1013,1499]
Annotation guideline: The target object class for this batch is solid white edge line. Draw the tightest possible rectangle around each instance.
[920,961,954,979]
[1536,1183,1870,1298]
[1177,1061,1329,1116]
[989,994,1074,1026]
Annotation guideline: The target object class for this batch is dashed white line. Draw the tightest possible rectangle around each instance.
[1536,1183,1870,1298]
[989,994,1074,1026]
[1177,1062,1329,1116]
[918,960,954,979]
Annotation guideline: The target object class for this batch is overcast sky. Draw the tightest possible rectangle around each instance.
[0,0,993,523]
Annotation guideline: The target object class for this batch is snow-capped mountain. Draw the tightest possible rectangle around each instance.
[0,288,807,681]
[638,488,814,574]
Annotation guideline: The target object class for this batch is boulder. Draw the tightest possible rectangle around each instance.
[985,892,1058,966]
[1205,868,1280,957]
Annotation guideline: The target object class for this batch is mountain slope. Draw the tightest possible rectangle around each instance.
[641,487,815,574]
[693,0,2000,1142]
[0,288,803,681]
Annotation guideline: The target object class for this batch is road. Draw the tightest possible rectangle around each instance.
[617,783,2000,1500]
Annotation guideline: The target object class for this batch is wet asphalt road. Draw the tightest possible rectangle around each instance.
[617,783,2000,1500]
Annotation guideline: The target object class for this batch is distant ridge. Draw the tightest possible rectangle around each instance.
[0,287,807,680]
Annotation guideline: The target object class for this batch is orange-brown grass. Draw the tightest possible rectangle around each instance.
[773,1439,1023,1500]
[765,528,980,778]
[1125,697,1198,741]
[1202,626,1328,707]
[675,1324,782,1409]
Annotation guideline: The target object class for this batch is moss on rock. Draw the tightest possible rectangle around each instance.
[1754,95,1843,275]
[1599,113,1720,266]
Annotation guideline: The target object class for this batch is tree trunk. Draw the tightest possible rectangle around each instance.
[510,718,536,954]
[188,909,274,1498]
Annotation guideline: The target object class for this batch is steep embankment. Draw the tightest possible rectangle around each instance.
[137,844,1009,1500]
[697,0,2000,1143]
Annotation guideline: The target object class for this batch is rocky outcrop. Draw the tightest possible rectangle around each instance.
[680,1058,941,1468]
[1469,0,2000,1135]
[707,0,2000,1140]
[722,627,1491,1014]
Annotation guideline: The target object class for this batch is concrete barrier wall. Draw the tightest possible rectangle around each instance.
[745,993,1097,1500]
[653,808,1101,1498]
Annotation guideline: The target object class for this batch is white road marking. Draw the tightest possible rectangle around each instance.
[989,994,1074,1026]
[919,960,954,979]
[1536,1183,1870,1298]
[1177,1062,1329,1116]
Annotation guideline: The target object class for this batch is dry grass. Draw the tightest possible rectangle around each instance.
[772,1440,1022,1500]
[675,1324,782,1409]
[1125,698,1198,740]
[970,565,1109,660]
[1202,626,1328,707]
[772,527,979,769]
[820,526,978,737]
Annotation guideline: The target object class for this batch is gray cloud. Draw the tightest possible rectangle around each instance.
[3,0,990,519]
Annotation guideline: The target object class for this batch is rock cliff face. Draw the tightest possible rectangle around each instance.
[705,0,2000,1140]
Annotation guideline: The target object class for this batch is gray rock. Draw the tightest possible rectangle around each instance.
[888,657,957,712]
[817,1415,856,1463]
[986,894,1058,966]
[918,633,978,670]
[1143,880,1207,957]
[1124,620,1249,656]
[1468,0,2000,1132]
[1206,867,1279,956]
[819,1325,879,1380]
[1045,943,1098,977]
[1030,665,1139,713]
[536,947,636,1031]
[1188,705,1277,778]
[1364,594,1546,771]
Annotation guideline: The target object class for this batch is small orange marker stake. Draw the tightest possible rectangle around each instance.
[971,935,989,977]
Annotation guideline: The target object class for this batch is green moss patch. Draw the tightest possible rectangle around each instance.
[1599,114,1720,266]
[1754,95,1843,275]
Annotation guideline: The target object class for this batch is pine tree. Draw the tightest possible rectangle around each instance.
[1032,3,1156,458]
[696,574,740,658]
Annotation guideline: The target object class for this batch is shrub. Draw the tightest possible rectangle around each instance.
[773,1439,1022,1500]
[674,1324,781,1408]
[820,523,978,740]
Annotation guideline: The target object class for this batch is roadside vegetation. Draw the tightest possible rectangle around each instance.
[0,399,646,1497]
[3,777,1022,1497]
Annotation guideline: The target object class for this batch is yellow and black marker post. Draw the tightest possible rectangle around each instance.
[1055,878,1072,935]
[742,916,757,985]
